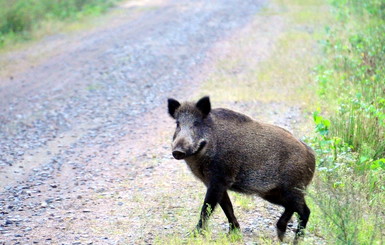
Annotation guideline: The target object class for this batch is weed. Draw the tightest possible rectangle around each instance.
[230,192,255,211]
[308,111,385,244]
[0,0,121,47]
[315,0,385,158]
[154,229,244,245]
[307,1,385,243]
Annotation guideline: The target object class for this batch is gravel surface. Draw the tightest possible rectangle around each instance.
[0,0,320,244]
[0,0,264,171]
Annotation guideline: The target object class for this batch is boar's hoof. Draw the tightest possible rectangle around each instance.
[277,229,285,241]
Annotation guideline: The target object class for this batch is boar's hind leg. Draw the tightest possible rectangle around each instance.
[294,199,310,238]
[280,191,310,240]
[276,207,294,241]
[219,191,240,231]
[276,190,310,241]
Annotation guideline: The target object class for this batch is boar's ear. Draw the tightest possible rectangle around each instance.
[196,96,211,118]
[168,98,181,119]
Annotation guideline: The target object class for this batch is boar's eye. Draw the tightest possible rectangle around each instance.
[193,121,200,127]
[176,121,180,127]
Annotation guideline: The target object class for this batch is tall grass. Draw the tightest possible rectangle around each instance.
[315,0,385,159]
[308,120,385,244]
[0,0,119,46]
[309,0,385,244]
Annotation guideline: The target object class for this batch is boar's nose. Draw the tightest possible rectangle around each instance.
[172,150,186,160]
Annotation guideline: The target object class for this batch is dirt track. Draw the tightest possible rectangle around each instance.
[0,0,319,244]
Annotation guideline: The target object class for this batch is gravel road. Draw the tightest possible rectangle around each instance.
[0,0,316,244]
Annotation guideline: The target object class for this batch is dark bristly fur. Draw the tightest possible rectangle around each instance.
[167,96,315,241]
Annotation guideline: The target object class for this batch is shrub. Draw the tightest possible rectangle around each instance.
[0,0,119,45]
[315,0,385,159]
[310,1,385,243]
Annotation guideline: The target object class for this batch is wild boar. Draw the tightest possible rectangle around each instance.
[167,96,315,241]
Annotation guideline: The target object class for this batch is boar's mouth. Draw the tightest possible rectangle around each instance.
[172,140,207,160]
[195,140,207,154]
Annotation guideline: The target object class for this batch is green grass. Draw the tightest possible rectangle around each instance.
[307,1,385,243]
[0,0,121,48]
[154,229,244,245]
[231,193,255,211]
[307,122,385,244]
[314,10,385,158]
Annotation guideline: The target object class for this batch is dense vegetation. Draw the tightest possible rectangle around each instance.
[309,0,385,243]
[0,0,119,47]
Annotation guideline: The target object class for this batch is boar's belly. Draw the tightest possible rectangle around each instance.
[229,172,280,195]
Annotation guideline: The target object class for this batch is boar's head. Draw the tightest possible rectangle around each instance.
[168,96,211,160]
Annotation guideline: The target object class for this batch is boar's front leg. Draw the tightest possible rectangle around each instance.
[196,177,227,231]
[220,191,240,231]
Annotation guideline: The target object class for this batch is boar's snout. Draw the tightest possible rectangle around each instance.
[172,149,186,160]
[172,139,207,160]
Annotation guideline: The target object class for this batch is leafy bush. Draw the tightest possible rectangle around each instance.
[315,0,385,159]
[0,0,119,45]
[309,112,385,244]
[309,0,385,244]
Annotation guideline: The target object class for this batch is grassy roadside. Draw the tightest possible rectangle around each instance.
[307,0,385,244]
[0,0,122,49]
